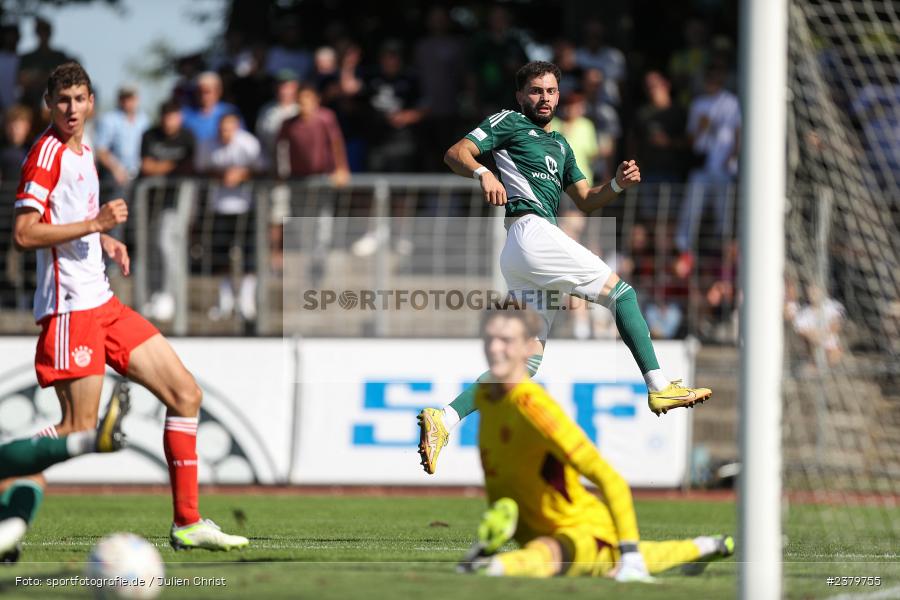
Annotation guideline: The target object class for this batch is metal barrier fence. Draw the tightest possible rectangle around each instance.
[0,177,739,339]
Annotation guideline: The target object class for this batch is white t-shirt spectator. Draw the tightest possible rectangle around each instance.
[196,129,261,215]
[792,298,844,351]
[687,90,741,175]
[255,101,298,171]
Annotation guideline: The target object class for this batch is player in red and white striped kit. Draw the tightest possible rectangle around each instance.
[8,62,248,552]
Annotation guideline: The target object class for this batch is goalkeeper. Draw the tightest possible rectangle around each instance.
[459,305,733,580]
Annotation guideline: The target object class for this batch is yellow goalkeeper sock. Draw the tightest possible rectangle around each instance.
[639,539,702,574]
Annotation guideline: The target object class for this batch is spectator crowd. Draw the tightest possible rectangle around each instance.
[0,5,888,350]
[0,10,742,196]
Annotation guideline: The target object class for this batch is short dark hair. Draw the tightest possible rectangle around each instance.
[515,61,562,91]
[46,61,92,97]
[159,99,182,116]
[297,83,319,96]
[5,104,32,124]
[35,18,52,36]
[218,111,240,126]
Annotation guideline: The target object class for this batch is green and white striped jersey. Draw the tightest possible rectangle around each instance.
[465,109,585,225]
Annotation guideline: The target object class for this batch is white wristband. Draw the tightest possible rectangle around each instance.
[610,177,624,194]
[474,166,489,180]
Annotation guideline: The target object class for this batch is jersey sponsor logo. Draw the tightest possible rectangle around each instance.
[74,239,90,260]
[72,345,93,368]
[545,156,559,175]
[530,155,561,188]
[23,181,49,201]
[469,127,488,141]
[530,171,562,187]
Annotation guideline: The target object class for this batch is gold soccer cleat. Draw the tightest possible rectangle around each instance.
[96,381,131,452]
[417,408,449,474]
[648,379,712,416]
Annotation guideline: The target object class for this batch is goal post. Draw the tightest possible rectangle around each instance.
[742,0,900,596]
[738,0,787,598]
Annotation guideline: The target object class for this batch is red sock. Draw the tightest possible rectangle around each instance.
[163,416,200,526]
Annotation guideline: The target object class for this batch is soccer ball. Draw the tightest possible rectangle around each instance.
[85,533,164,599]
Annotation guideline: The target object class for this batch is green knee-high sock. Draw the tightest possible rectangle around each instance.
[0,480,44,525]
[604,280,660,373]
[447,354,544,421]
[0,438,71,479]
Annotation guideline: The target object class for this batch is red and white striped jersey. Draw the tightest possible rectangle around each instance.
[15,128,112,322]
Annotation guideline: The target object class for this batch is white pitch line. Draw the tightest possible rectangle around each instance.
[827,585,900,600]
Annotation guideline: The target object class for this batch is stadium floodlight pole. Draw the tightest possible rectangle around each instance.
[738,0,787,598]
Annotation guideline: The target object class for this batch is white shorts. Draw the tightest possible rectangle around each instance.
[500,214,613,339]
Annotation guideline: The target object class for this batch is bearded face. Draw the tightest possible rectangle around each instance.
[516,72,560,126]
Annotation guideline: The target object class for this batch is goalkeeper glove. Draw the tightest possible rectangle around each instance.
[614,542,654,583]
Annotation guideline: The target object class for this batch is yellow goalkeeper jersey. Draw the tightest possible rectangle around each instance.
[475,379,640,546]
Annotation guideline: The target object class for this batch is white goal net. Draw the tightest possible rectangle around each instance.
[783,0,899,586]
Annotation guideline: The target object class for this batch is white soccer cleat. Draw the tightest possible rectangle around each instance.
[682,534,735,576]
[0,517,27,561]
[169,518,249,551]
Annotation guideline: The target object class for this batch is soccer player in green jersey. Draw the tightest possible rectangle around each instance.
[417,61,712,474]
[0,382,128,563]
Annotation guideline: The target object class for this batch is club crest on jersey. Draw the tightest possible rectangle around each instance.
[558,141,565,155]
[528,129,539,137]
[72,345,93,368]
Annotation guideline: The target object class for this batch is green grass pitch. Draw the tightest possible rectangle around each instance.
[0,493,897,599]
